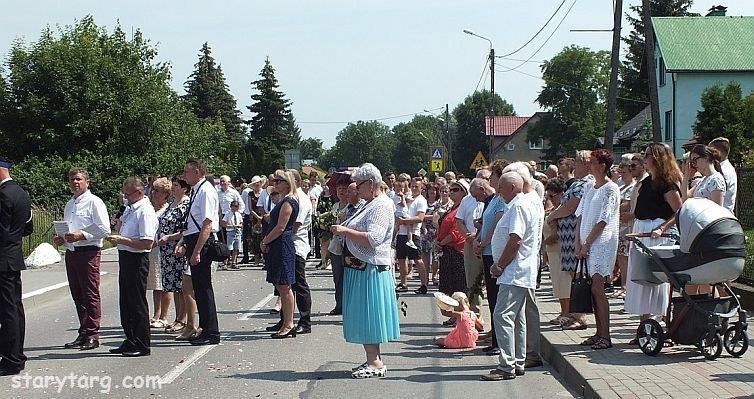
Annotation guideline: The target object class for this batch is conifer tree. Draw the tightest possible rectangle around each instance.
[184,42,244,168]
[244,58,300,174]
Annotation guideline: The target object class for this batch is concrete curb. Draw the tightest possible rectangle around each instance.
[22,248,119,312]
[540,330,593,399]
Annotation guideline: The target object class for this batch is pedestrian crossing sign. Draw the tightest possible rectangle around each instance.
[470,151,488,170]
[430,159,444,172]
[431,148,443,159]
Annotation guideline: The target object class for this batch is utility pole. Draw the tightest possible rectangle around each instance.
[604,0,623,151]
[489,48,495,162]
[643,0,662,142]
[446,103,453,171]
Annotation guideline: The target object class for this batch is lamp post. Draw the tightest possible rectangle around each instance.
[464,29,495,162]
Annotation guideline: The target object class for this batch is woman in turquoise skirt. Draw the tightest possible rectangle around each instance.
[330,163,400,379]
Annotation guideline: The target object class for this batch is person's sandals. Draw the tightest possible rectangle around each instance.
[176,329,201,341]
[166,321,186,333]
[580,335,600,346]
[351,365,387,379]
[150,319,167,329]
[560,319,587,330]
[550,315,570,325]
[591,337,612,350]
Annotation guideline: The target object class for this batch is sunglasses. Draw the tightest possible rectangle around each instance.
[449,187,461,193]
[357,179,371,188]
[272,178,286,184]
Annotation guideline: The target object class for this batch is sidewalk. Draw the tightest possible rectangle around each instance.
[535,271,754,399]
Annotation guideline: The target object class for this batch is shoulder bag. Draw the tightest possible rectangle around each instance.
[569,258,593,314]
[186,180,230,262]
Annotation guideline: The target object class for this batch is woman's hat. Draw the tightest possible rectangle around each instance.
[250,175,263,185]
[451,179,470,195]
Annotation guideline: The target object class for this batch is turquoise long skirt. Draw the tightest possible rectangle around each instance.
[342,264,401,344]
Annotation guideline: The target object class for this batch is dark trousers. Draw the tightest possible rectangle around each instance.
[280,255,312,328]
[482,255,499,348]
[118,251,150,351]
[331,254,344,312]
[0,271,25,371]
[65,249,102,339]
[185,234,220,339]
[312,227,321,257]
[241,214,251,261]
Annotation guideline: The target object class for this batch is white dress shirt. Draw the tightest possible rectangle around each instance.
[218,186,244,215]
[63,190,111,248]
[294,188,312,258]
[720,159,737,212]
[186,179,220,236]
[491,193,539,289]
[118,197,158,253]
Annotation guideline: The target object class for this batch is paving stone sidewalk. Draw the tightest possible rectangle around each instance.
[535,271,754,399]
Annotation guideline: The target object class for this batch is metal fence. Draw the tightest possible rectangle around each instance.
[736,168,754,285]
[22,202,63,257]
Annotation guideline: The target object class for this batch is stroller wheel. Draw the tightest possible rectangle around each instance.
[723,326,749,358]
[636,319,664,356]
[699,331,723,360]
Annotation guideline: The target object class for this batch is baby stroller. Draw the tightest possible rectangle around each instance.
[627,198,748,360]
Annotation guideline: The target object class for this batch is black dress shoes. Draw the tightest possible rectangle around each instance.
[271,329,297,339]
[265,322,283,332]
[79,339,99,351]
[328,308,342,316]
[64,336,85,349]
[122,349,151,357]
[189,336,220,346]
[109,341,133,354]
[485,347,502,356]
[294,325,311,334]
[0,368,22,376]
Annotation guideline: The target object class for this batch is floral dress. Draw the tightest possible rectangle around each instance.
[158,198,190,292]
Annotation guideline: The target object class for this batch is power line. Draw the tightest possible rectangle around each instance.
[497,0,578,74]
[292,106,446,125]
[495,67,649,104]
[497,0,567,58]
[474,56,490,93]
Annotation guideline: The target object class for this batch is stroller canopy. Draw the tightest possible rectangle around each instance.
[676,198,744,256]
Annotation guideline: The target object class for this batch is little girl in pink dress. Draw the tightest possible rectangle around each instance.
[434,292,483,349]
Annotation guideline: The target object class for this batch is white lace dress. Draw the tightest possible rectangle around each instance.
[575,181,620,277]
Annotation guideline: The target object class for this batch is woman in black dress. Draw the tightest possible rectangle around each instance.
[260,169,300,339]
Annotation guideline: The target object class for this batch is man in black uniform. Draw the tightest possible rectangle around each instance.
[0,156,32,375]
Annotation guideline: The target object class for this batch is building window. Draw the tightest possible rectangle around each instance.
[659,57,666,86]
[529,138,544,150]
[664,110,673,142]
[506,143,515,151]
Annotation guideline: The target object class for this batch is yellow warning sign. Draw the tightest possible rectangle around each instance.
[430,159,444,173]
[470,151,489,170]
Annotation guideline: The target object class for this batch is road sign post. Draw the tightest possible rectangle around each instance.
[470,151,489,170]
[429,146,446,174]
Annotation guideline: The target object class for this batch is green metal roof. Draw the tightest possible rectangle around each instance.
[652,16,754,72]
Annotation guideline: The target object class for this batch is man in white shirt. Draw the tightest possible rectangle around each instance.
[455,179,484,311]
[54,168,110,351]
[240,178,253,264]
[217,175,244,244]
[503,161,545,369]
[482,172,537,381]
[709,137,737,213]
[181,159,221,346]
[395,177,429,294]
[106,177,158,357]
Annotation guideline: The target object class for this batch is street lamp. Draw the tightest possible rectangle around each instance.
[464,29,495,162]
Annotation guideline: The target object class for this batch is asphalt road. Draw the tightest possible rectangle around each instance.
[3,259,577,398]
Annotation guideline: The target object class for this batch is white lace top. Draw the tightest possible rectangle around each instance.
[344,194,395,266]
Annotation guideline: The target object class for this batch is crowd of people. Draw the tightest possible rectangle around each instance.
[0,135,739,379]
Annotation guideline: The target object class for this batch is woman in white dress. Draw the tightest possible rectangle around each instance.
[625,143,683,345]
[575,149,620,350]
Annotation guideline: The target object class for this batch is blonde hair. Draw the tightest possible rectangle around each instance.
[451,292,471,311]
[151,177,171,195]
[273,169,297,197]
[575,150,592,162]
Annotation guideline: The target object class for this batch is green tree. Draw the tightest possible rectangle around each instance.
[528,46,610,161]
[299,137,324,161]
[693,82,754,165]
[244,58,299,175]
[319,121,395,172]
[391,115,445,174]
[452,90,515,174]
[619,0,697,118]
[183,42,245,170]
[0,16,232,206]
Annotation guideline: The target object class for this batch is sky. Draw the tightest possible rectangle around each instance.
[3,0,754,149]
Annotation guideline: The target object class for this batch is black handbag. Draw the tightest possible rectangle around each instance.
[186,182,230,263]
[569,258,593,314]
